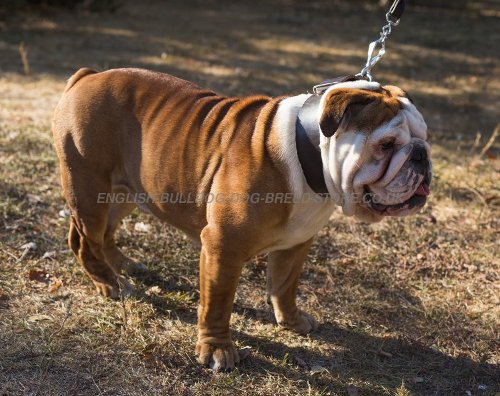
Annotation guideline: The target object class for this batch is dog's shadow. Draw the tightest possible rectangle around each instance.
[128,265,199,324]
[129,266,498,395]
[233,323,498,395]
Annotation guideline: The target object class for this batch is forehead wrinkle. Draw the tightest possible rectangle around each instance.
[402,106,428,140]
[369,112,406,143]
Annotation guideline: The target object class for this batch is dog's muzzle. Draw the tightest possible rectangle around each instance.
[364,144,431,216]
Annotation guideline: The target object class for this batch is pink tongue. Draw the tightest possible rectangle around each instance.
[415,183,430,196]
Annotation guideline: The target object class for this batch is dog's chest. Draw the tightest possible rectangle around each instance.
[271,200,335,251]
[265,94,336,251]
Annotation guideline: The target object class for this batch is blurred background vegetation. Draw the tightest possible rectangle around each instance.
[2,0,500,13]
[1,0,122,12]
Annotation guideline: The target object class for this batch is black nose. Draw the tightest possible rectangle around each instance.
[411,146,428,163]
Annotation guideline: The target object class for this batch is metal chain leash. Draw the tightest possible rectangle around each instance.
[312,0,406,94]
[356,0,404,82]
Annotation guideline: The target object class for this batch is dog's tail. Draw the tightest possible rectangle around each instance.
[64,67,98,92]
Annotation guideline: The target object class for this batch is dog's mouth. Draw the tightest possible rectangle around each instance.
[364,179,430,216]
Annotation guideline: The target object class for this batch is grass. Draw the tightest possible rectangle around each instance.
[0,1,499,395]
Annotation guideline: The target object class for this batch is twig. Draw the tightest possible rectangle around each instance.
[48,299,73,340]
[0,247,20,261]
[460,186,488,208]
[470,131,481,154]
[118,279,128,331]
[18,42,30,75]
[479,124,499,158]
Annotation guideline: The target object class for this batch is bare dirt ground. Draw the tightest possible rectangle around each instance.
[0,1,499,395]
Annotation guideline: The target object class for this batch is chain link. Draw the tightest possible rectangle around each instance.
[356,12,400,82]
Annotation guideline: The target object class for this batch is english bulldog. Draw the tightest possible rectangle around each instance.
[52,68,431,371]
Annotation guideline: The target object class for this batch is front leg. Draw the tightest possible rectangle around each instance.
[195,228,245,371]
[267,238,318,334]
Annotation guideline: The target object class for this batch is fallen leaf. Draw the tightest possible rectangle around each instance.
[134,222,152,233]
[426,214,437,223]
[19,242,38,261]
[294,356,308,369]
[143,343,159,353]
[26,194,42,204]
[5,224,20,231]
[378,350,393,358]
[413,377,424,383]
[239,346,252,360]
[20,242,37,251]
[27,269,50,283]
[58,208,70,218]
[146,286,162,296]
[42,251,57,260]
[310,365,327,375]
[347,385,359,396]
[142,352,158,367]
[48,277,63,293]
[0,290,9,300]
[141,343,162,367]
[7,131,20,140]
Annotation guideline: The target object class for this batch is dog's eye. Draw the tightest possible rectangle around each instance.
[380,140,395,150]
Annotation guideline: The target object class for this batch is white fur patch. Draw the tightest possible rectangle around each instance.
[369,112,406,143]
[320,131,366,215]
[398,97,428,140]
[270,95,336,251]
[274,94,311,199]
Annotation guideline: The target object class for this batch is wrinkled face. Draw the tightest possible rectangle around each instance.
[318,81,431,222]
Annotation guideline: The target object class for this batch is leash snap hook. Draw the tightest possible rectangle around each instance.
[356,34,387,82]
[356,0,404,82]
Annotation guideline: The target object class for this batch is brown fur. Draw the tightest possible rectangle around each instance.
[64,67,98,92]
[52,68,404,370]
[319,88,401,137]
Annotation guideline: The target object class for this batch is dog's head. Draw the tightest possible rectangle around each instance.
[318,81,431,222]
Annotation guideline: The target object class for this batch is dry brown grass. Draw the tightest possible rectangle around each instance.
[0,1,499,395]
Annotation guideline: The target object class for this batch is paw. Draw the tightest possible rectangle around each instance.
[93,275,134,299]
[277,310,318,335]
[195,342,250,372]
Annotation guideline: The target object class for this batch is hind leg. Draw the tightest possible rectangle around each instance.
[267,238,318,334]
[64,172,133,298]
[68,215,132,298]
[102,194,144,275]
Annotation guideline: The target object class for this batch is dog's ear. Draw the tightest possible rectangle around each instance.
[383,85,414,104]
[319,89,379,138]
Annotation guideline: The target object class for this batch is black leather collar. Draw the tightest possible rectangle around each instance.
[295,94,327,194]
[295,75,362,195]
